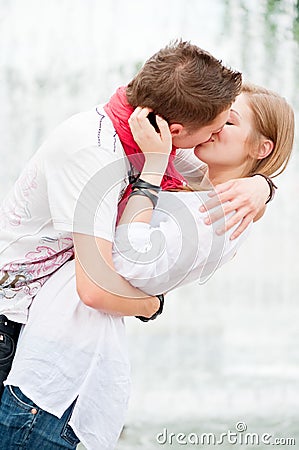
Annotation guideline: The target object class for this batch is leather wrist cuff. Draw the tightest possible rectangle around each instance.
[251,173,278,204]
[135,294,164,323]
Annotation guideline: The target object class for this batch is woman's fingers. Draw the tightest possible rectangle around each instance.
[129,107,152,132]
[200,190,234,213]
[214,206,254,236]
[128,107,172,155]
[129,109,153,143]
[129,107,169,136]
[156,116,172,146]
[130,106,152,119]
[229,214,254,240]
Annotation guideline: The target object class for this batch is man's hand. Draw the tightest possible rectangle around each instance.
[200,176,270,240]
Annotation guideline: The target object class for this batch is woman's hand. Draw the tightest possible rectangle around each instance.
[128,107,172,157]
[200,176,270,239]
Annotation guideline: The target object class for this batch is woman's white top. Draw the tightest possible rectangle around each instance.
[6,190,251,450]
[113,190,251,294]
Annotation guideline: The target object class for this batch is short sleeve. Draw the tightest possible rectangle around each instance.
[45,145,128,241]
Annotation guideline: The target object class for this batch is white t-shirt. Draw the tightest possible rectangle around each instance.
[0,101,204,323]
[0,105,127,322]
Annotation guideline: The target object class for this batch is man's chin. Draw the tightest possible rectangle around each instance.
[194,143,205,152]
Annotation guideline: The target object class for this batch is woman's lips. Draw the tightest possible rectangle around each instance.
[195,136,215,150]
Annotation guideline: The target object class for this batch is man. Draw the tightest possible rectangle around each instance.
[0,40,271,392]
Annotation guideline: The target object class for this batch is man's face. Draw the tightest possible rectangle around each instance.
[171,109,230,149]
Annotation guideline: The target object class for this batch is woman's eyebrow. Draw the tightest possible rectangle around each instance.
[230,108,242,119]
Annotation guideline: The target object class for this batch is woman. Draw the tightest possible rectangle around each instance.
[113,82,294,291]
[0,83,294,450]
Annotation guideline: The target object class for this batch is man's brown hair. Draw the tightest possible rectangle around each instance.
[126,40,242,130]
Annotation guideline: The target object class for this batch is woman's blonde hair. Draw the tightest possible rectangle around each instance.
[172,82,295,193]
[241,82,294,178]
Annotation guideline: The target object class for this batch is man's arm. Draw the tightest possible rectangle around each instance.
[74,233,160,317]
[45,139,161,317]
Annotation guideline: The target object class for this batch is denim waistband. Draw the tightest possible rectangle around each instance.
[0,315,22,338]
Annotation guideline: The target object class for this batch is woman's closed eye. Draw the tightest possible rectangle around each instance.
[225,121,234,126]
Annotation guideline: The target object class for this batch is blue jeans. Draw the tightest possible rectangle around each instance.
[0,385,80,449]
[0,315,22,396]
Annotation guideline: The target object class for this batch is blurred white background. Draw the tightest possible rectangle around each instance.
[0,1,298,448]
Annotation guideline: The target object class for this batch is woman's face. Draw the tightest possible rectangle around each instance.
[194,93,254,171]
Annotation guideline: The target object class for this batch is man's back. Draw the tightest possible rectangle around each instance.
[0,105,127,323]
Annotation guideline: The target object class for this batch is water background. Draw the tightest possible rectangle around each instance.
[0,1,298,449]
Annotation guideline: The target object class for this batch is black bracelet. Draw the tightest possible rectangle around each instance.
[129,188,159,208]
[132,178,161,193]
[251,173,278,204]
[135,294,164,322]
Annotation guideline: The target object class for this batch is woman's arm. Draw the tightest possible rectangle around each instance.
[75,108,172,317]
[118,107,172,226]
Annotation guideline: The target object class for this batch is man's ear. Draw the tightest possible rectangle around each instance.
[169,123,184,136]
[254,139,274,160]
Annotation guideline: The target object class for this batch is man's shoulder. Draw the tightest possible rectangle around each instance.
[36,104,123,163]
[51,104,109,136]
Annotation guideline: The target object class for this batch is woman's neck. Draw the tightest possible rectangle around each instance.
[206,165,244,186]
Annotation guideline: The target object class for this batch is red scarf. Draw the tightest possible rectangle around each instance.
[104,86,187,222]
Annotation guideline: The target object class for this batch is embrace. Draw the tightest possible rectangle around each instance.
[0,40,294,450]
